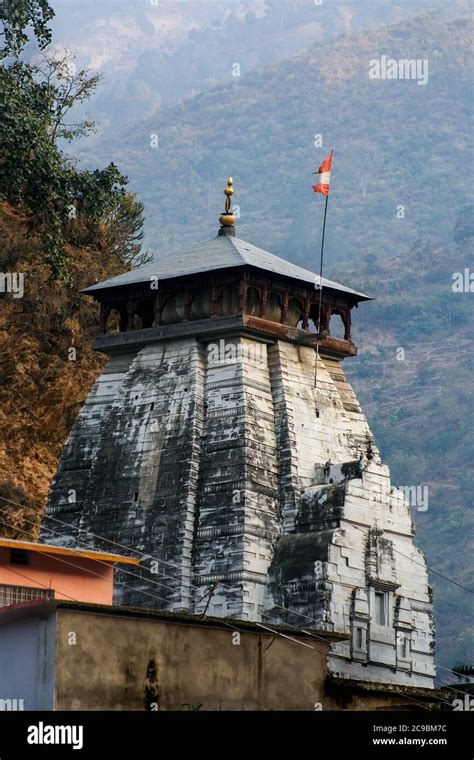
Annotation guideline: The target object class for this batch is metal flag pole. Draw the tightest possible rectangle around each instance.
[313,150,333,409]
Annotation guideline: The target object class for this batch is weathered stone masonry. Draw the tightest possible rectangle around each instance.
[44,229,436,689]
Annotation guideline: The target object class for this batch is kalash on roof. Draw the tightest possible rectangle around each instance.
[83,178,371,305]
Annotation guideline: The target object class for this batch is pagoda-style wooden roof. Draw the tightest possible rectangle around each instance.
[82,234,372,302]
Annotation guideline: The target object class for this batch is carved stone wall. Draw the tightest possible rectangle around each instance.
[44,332,435,688]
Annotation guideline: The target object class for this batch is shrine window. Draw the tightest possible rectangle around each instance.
[329,311,346,339]
[287,298,303,327]
[135,299,154,329]
[190,290,212,320]
[246,287,260,316]
[161,294,185,324]
[374,591,388,626]
[220,286,239,316]
[106,305,127,334]
[263,292,282,322]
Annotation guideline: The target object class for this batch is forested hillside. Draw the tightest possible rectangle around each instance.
[50,0,469,122]
[76,14,473,272]
[0,203,125,529]
[344,227,473,671]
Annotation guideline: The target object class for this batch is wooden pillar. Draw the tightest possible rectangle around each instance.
[239,273,248,314]
[320,303,330,333]
[127,299,136,331]
[281,291,288,324]
[153,293,162,327]
[326,309,332,336]
[119,306,128,333]
[344,307,352,341]
[259,284,268,318]
[302,297,310,330]
[211,280,219,318]
[184,288,191,322]
[99,302,108,334]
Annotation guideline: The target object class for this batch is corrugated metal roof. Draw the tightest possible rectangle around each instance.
[0,538,140,565]
[83,234,371,300]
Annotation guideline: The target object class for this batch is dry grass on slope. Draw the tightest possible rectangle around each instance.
[0,202,126,538]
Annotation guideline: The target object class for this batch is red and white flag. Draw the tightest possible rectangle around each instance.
[312,150,333,196]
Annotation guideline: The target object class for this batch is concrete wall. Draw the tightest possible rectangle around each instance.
[53,608,408,711]
[0,604,432,711]
[54,608,332,711]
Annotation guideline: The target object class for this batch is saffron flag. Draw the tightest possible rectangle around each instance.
[312,151,333,195]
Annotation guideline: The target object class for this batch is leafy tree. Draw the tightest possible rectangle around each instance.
[35,51,102,143]
[0,60,71,278]
[103,193,152,269]
[0,48,146,280]
[0,0,54,59]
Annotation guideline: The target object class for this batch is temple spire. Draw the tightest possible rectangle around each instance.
[218,176,236,236]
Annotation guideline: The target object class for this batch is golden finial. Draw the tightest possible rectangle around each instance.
[219,176,235,228]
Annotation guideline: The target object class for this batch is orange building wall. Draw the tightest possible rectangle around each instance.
[0,547,114,605]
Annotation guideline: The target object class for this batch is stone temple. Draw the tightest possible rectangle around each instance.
[44,180,436,688]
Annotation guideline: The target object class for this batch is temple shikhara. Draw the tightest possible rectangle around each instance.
[44,179,436,689]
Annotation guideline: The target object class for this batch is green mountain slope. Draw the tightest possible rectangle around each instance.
[52,0,468,120]
[344,228,473,672]
[76,13,473,268]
